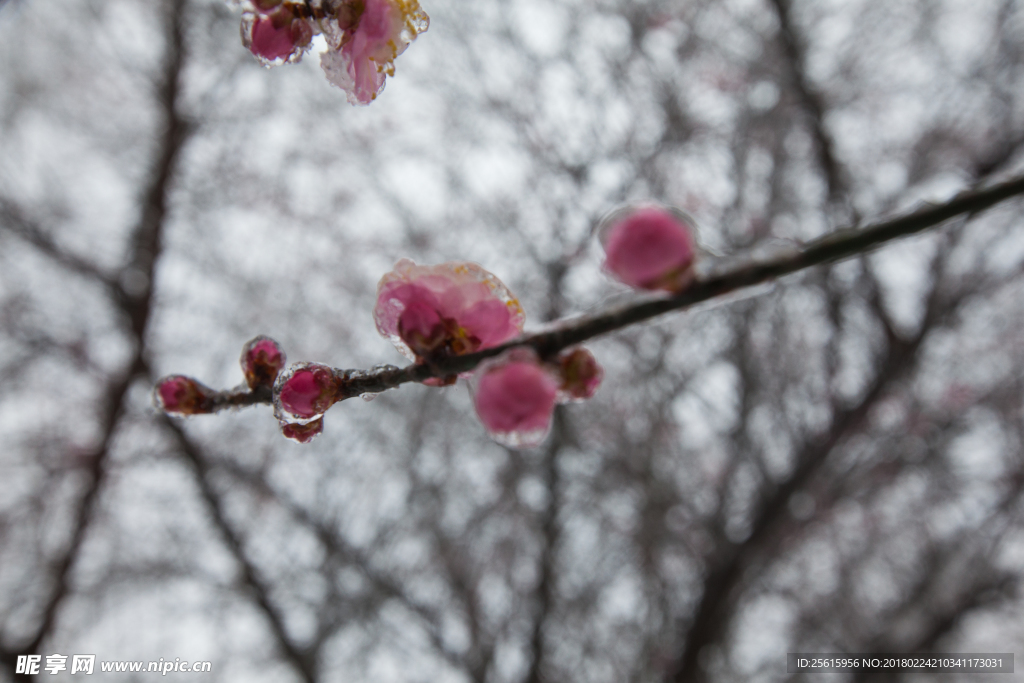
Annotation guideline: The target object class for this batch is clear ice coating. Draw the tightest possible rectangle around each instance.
[346,364,401,380]
[349,364,401,401]
[487,426,551,449]
[319,0,430,104]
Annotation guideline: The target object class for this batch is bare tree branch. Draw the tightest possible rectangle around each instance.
[768,0,852,215]
[161,418,319,683]
[187,436,473,675]
[0,199,119,291]
[0,1,190,678]
[664,196,990,683]
[524,408,569,683]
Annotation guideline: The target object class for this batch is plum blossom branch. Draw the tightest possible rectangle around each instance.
[236,0,429,104]
[171,173,1024,416]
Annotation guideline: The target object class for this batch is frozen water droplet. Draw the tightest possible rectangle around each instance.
[487,426,551,449]
[360,392,378,402]
[280,417,323,444]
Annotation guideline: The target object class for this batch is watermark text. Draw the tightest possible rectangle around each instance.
[16,654,212,675]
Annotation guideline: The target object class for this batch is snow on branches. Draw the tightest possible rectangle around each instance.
[235,0,429,104]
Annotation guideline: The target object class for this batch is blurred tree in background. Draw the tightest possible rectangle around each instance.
[2,0,1024,681]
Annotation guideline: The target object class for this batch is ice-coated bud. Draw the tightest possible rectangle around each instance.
[473,349,560,449]
[557,348,603,400]
[246,7,312,64]
[275,363,341,421]
[601,206,697,292]
[250,13,294,61]
[280,418,324,444]
[154,375,213,416]
[241,336,286,389]
[319,0,429,104]
[374,259,525,362]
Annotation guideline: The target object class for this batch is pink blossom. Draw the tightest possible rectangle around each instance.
[155,375,212,416]
[320,0,429,104]
[241,336,286,389]
[557,348,603,400]
[602,206,697,291]
[374,259,525,361]
[276,363,340,420]
[246,7,312,64]
[473,350,560,448]
[281,418,324,443]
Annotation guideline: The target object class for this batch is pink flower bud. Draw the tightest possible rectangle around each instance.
[375,259,525,362]
[280,418,324,443]
[601,206,697,292]
[557,348,603,400]
[154,375,213,416]
[241,336,286,389]
[275,363,340,421]
[473,350,560,448]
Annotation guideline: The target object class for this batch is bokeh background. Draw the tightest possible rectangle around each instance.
[2,0,1024,681]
